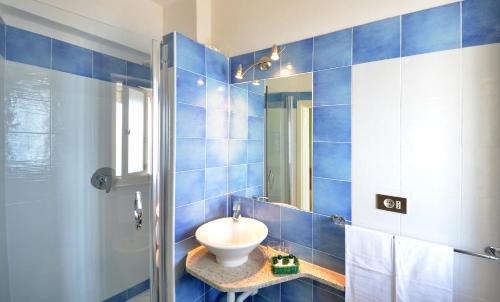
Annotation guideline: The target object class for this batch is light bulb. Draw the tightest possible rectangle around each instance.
[271,45,280,61]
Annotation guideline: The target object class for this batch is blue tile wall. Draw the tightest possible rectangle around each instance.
[353,16,401,64]
[206,47,228,82]
[313,28,352,70]
[173,33,236,302]
[402,3,461,56]
[313,67,351,106]
[1,25,151,87]
[280,38,313,75]
[6,26,51,68]
[463,0,500,47]
[0,20,5,58]
[93,51,127,82]
[177,33,205,75]
[52,39,92,77]
[171,1,500,300]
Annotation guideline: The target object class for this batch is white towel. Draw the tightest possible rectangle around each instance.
[346,225,395,302]
[394,236,453,302]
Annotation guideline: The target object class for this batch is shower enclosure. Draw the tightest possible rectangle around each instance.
[0,2,172,301]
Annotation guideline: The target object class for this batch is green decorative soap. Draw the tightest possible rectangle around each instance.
[271,255,300,275]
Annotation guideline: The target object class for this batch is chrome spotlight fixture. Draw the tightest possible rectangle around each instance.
[234,44,285,79]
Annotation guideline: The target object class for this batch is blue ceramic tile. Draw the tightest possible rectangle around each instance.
[247,140,264,163]
[205,167,228,198]
[246,186,263,198]
[402,3,461,56]
[127,279,150,299]
[205,195,228,221]
[313,105,351,142]
[313,214,345,258]
[248,117,264,140]
[177,68,206,107]
[229,140,247,165]
[313,281,345,299]
[127,61,151,88]
[463,0,500,47]
[175,170,205,207]
[163,33,174,68]
[254,200,280,238]
[314,28,353,70]
[207,78,228,111]
[229,113,248,139]
[92,51,127,82]
[230,85,248,114]
[6,26,50,68]
[176,272,205,302]
[247,162,263,187]
[0,23,5,58]
[206,47,228,82]
[176,103,206,138]
[233,82,248,90]
[206,139,228,168]
[229,165,247,192]
[258,284,281,301]
[313,142,351,181]
[177,33,205,75]
[248,92,265,118]
[176,138,205,171]
[254,48,280,80]
[248,80,266,95]
[313,249,345,274]
[281,207,312,247]
[313,284,344,302]
[282,279,313,302]
[206,109,228,139]
[205,287,227,302]
[283,240,313,262]
[231,195,254,217]
[230,52,254,83]
[52,39,92,77]
[313,177,351,220]
[175,201,205,242]
[281,38,313,75]
[103,290,128,302]
[254,294,273,302]
[175,236,200,268]
[313,67,351,106]
[353,16,401,64]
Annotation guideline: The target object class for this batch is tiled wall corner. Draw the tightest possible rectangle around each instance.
[173,33,232,302]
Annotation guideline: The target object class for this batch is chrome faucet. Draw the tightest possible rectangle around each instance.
[232,204,242,222]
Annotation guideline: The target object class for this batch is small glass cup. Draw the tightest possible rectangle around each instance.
[266,240,281,262]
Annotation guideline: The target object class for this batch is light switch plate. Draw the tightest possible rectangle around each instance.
[376,194,407,214]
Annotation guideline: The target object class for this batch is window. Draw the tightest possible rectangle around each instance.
[114,83,152,185]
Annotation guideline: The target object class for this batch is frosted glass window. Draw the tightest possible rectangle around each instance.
[128,88,145,173]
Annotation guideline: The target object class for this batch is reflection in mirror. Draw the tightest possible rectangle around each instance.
[265,73,313,211]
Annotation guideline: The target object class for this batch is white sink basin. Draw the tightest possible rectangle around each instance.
[195,217,268,267]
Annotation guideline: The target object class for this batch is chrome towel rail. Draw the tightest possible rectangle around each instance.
[333,215,499,261]
[454,247,499,261]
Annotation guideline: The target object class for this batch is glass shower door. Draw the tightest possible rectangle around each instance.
[0,3,154,302]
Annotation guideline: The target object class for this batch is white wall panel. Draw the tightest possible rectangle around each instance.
[352,58,402,234]
[400,49,462,247]
[456,43,500,302]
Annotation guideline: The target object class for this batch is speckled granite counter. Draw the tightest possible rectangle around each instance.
[186,245,345,293]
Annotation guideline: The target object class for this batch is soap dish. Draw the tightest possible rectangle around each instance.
[271,255,300,275]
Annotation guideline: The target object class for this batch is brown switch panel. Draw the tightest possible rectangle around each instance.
[376,194,407,214]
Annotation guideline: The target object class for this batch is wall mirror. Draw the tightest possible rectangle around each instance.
[265,73,313,211]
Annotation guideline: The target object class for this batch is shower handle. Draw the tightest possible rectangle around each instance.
[134,191,143,229]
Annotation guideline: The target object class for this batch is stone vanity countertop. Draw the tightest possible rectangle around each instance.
[186,245,346,293]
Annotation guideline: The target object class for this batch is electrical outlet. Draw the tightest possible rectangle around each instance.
[376,194,407,214]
